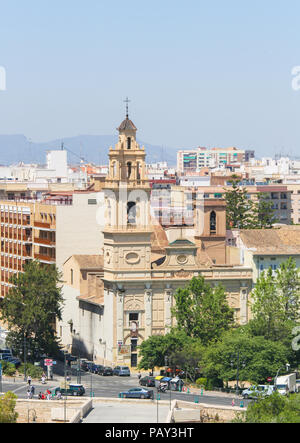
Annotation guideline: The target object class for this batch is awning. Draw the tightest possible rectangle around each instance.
[162,377,172,382]
[155,376,164,381]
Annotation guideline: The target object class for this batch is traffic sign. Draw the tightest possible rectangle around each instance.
[267,377,272,382]
[44,359,53,367]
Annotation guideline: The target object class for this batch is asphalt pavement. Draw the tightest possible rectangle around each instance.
[0,371,251,408]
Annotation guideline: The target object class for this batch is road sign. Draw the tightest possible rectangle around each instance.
[267,377,273,382]
[44,359,53,367]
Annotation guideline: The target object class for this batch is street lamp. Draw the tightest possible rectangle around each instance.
[63,350,68,423]
[275,363,291,388]
[231,351,246,398]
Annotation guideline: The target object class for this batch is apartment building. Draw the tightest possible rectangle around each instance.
[177,147,248,173]
[153,183,292,228]
[0,191,104,299]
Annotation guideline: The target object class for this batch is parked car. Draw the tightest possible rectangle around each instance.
[93,364,104,375]
[81,360,94,372]
[139,376,156,387]
[102,366,113,376]
[113,366,131,376]
[242,385,274,399]
[86,362,97,373]
[54,384,85,397]
[119,387,154,399]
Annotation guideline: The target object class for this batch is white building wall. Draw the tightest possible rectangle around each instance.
[56,192,104,272]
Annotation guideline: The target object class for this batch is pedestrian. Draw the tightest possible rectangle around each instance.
[41,374,46,384]
[30,385,35,398]
[232,399,235,407]
[27,375,32,386]
[138,372,141,380]
[27,389,31,400]
[38,392,43,400]
[46,389,52,400]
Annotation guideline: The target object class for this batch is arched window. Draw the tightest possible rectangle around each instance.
[127,137,131,150]
[210,211,216,234]
[112,162,117,178]
[127,202,136,225]
[127,162,132,179]
[137,162,141,181]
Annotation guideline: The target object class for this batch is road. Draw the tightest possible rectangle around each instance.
[0,371,251,408]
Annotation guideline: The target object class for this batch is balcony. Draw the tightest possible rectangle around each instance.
[34,237,55,247]
[34,254,56,264]
[34,221,51,229]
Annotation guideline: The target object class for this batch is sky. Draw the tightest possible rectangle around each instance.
[0,0,300,157]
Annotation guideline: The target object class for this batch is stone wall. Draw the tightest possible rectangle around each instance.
[167,400,246,423]
[15,399,92,423]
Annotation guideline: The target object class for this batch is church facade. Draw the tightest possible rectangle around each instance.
[61,113,253,367]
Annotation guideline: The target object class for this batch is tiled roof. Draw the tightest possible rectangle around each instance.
[240,226,300,255]
[117,118,137,132]
[72,255,104,270]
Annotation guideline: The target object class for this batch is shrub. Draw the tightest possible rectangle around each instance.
[196,377,207,388]
[0,361,16,377]
[18,363,43,379]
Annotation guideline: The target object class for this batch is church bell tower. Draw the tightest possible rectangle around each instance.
[102,101,153,280]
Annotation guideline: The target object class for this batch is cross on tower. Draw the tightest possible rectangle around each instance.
[124,97,131,119]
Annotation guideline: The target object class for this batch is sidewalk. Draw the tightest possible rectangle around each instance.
[189,387,240,398]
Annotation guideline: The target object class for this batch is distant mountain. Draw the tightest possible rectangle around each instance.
[0,134,179,167]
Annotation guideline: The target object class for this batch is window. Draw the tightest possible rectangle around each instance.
[210,211,216,234]
[71,269,73,285]
[127,137,131,150]
[127,162,132,179]
[129,313,139,322]
[131,338,138,353]
[127,202,136,224]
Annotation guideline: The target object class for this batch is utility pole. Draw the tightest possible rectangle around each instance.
[64,351,67,423]
[24,334,27,382]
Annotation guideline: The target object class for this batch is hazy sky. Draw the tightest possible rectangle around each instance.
[0,0,300,157]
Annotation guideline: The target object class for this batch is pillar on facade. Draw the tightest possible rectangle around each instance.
[164,287,173,333]
[239,284,248,325]
[144,287,153,339]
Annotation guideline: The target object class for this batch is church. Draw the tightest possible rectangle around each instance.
[60,110,253,367]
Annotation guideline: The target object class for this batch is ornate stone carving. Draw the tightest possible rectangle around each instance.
[174,270,193,279]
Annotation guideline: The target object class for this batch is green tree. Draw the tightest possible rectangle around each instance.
[171,276,235,343]
[249,259,300,341]
[0,260,64,361]
[0,392,18,423]
[275,257,300,322]
[201,330,291,385]
[234,392,300,423]
[253,193,278,229]
[224,176,255,229]
[138,335,167,372]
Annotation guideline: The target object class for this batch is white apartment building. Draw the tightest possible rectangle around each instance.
[177,147,246,173]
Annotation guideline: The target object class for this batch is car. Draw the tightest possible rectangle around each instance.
[242,385,274,399]
[54,384,85,397]
[86,362,97,372]
[102,366,113,376]
[81,360,94,372]
[139,376,156,387]
[119,387,154,399]
[113,366,131,376]
[93,364,104,375]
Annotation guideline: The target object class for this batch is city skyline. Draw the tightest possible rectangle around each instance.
[0,1,300,158]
